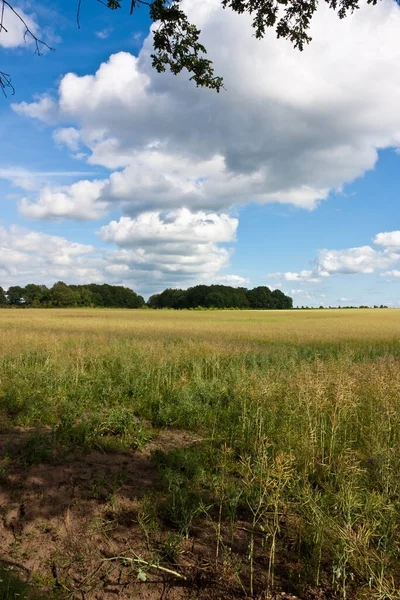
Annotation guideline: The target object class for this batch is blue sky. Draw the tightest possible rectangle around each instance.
[1,0,400,305]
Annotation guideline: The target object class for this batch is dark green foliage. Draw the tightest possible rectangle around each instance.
[247,285,273,308]
[150,0,223,91]
[50,281,82,307]
[2,0,389,96]
[222,0,380,51]
[271,288,293,309]
[13,410,151,464]
[0,565,45,600]
[1,281,292,310]
[1,281,145,309]
[205,291,226,308]
[6,285,26,305]
[82,283,145,308]
[155,446,209,534]
[97,0,381,90]
[0,286,7,305]
[23,283,49,306]
[148,284,292,309]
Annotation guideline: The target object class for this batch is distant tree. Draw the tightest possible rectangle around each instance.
[23,283,48,306]
[147,293,161,309]
[174,294,190,309]
[6,285,26,305]
[146,283,292,310]
[247,286,273,309]
[79,283,144,308]
[154,288,186,308]
[77,286,95,307]
[271,289,293,309]
[1,280,292,310]
[186,285,210,308]
[0,286,7,305]
[205,291,226,308]
[228,287,249,308]
[50,281,81,307]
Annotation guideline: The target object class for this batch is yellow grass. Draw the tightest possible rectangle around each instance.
[0,307,399,347]
[1,307,400,598]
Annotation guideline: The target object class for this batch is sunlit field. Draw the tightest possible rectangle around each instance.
[1,308,400,599]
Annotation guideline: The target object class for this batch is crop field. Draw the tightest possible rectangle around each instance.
[1,308,400,600]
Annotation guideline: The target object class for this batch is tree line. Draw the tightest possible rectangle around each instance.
[148,285,293,309]
[0,282,293,310]
[0,282,145,308]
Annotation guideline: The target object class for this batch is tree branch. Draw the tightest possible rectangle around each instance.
[77,0,83,28]
[2,0,54,55]
[0,69,14,96]
[0,0,54,94]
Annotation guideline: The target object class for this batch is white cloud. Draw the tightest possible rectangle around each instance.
[212,274,249,286]
[315,246,397,275]
[19,179,108,220]
[0,225,97,286]
[9,0,400,293]
[0,5,39,48]
[0,210,242,294]
[95,28,112,39]
[99,209,238,287]
[12,96,58,125]
[53,128,81,152]
[99,209,237,245]
[381,270,400,277]
[0,167,96,191]
[373,230,400,251]
[291,289,314,300]
[270,270,321,283]
[264,282,281,290]
[12,0,400,218]
[272,230,400,285]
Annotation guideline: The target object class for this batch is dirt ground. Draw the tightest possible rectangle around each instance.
[0,428,331,600]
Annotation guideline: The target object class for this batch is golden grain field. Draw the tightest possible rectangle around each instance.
[1,307,400,599]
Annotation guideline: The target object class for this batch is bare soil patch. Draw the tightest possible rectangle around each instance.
[0,428,334,599]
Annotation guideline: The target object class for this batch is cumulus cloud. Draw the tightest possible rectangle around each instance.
[99,209,237,245]
[12,0,400,219]
[315,246,396,275]
[270,270,321,283]
[53,128,81,152]
[12,96,59,125]
[273,230,400,284]
[373,231,400,251]
[9,0,400,292]
[0,225,97,285]
[0,210,243,294]
[19,180,108,220]
[99,208,238,287]
[0,220,238,293]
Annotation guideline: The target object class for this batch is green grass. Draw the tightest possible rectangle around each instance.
[1,308,400,598]
[0,566,44,600]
